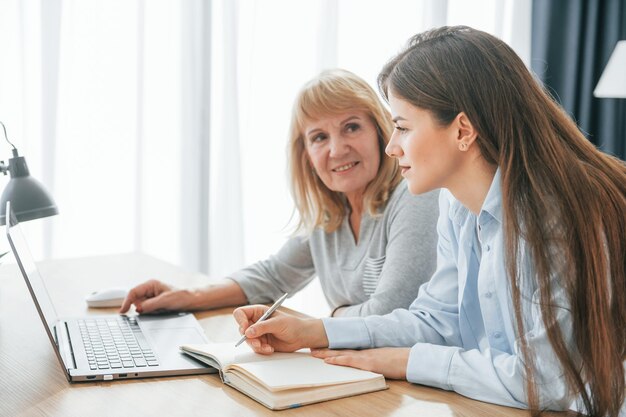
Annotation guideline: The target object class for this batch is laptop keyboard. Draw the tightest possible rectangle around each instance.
[79,316,159,370]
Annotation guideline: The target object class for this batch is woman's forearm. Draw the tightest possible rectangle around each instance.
[188,279,249,310]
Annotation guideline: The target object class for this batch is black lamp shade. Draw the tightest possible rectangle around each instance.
[0,155,58,225]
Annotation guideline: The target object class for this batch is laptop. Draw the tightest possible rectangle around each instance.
[5,201,216,382]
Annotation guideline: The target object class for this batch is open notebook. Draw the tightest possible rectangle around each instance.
[180,342,387,410]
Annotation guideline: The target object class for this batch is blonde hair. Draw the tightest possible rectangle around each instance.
[288,69,401,233]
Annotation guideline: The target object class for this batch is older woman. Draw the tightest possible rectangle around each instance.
[120,69,439,317]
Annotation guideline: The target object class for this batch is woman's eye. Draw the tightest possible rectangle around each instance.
[394,126,407,132]
[310,134,327,143]
[345,123,360,133]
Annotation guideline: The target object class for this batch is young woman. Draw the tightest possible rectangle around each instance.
[120,69,439,317]
[233,27,626,416]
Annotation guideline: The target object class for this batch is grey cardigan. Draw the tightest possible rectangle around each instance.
[229,183,439,316]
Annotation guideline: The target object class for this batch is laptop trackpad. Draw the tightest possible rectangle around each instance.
[145,327,207,367]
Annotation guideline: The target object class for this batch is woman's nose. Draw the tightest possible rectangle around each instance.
[385,134,402,157]
[329,135,349,157]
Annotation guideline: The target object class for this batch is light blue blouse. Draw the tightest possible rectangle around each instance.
[322,170,577,411]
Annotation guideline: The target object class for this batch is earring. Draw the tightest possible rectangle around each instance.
[459,142,468,151]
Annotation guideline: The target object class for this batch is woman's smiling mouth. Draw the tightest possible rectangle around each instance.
[332,161,360,172]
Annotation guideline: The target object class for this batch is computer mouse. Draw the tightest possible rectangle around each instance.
[85,287,129,308]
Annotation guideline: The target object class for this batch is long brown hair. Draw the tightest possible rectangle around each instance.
[288,69,401,233]
[379,26,626,416]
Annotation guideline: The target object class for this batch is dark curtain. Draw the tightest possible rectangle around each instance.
[531,0,626,160]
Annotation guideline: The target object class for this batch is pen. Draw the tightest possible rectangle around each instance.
[235,292,289,347]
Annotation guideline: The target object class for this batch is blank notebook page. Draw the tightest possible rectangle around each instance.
[234,356,382,391]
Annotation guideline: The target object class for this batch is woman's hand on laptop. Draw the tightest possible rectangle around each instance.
[120,279,249,314]
[119,280,191,314]
[233,305,329,354]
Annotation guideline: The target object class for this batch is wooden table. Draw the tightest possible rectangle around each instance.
[0,253,573,417]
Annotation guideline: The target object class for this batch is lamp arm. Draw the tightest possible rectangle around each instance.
[0,121,19,157]
[0,121,20,176]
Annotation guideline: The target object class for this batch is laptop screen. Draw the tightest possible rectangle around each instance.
[5,201,59,337]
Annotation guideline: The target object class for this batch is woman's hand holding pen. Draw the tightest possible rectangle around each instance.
[233,305,329,354]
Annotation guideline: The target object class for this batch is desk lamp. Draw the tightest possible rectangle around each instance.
[0,121,58,225]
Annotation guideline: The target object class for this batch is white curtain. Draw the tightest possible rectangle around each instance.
[0,0,531,287]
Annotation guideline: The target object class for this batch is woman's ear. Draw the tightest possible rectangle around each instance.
[455,112,478,151]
